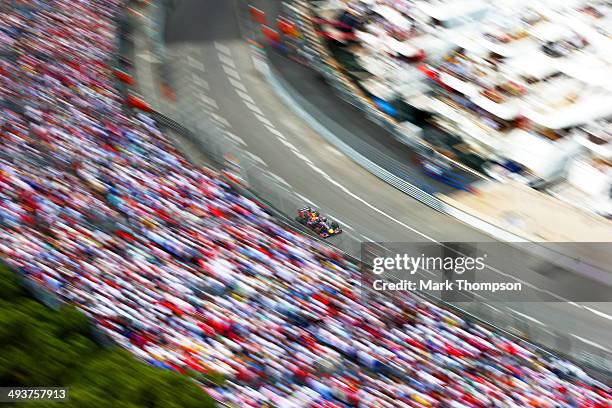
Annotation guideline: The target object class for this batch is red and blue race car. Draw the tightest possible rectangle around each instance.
[296,207,342,238]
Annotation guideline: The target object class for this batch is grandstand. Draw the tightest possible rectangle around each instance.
[0,0,610,407]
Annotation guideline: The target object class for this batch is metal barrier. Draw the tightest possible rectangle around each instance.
[143,0,611,378]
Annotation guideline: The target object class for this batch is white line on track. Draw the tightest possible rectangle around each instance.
[507,308,547,326]
[245,102,264,115]
[570,334,611,352]
[292,151,314,165]
[361,235,380,244]
[326,215,354,230]
[188,58,205,71]
[245,152,266,166]
[191,75,210,90]
[279,138,298,150]
[296,193,318,207]
[222,65,241,80]
[224,131,246,146]
[265,126,284,138]
[198,103,215,113]
[483,303,503,313]
[583,306,612,321]
[467,290,487,300]
[210,113,230,127]
[214,41,231,55]
[269,173,290,186]
[218,53,236,68]
[236,90,255,103]
[228,77,247,92]
[255,114,274,127]
[199,95,219,109]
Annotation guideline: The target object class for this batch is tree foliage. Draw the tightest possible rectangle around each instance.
[0,264,217,407]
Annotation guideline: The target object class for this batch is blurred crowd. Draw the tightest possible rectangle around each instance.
[0,0,610,407]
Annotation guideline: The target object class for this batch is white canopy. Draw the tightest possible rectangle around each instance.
[415,0,490,22]
[470,94,521,121]
[360,78,396,100]
[522,91,612,129]
[438,72,479,97]
[355,30,384,48]
[504,51,558,79]
[576,135,612,160]
[567,157,612,198]
[559,56,612,92]
[528,21,572,42]
[386,37,420,57]
[371,4,412,29]
[502,129,582,178]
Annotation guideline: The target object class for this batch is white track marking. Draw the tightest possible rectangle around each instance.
[265,126,284,138]
[360,235,380,243]
[269,173,290,186]
[296,193,318,207]
[570,334,611,352]
[483,303,503,313]
[224,131,246,146]
[255,114,274,127]
[214,42,231,55]
[199,95,218,109]
[292,151,314,165]
[245,152,266,166]
[223,65,241,80]
[583,306,612,321]
[228,77,247,92]
[218,53,236,68]
[188,58,204,71]
[236,90,255,103]
[507,308,547,326]
[328,216,354,231]
[279,138,298,151]
[210,113,230,127]
[245,102,264,115]
[191,75,210,90]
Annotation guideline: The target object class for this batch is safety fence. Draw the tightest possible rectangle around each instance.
[143,0,611,378]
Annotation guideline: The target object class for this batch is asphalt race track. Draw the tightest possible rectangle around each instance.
[164,0,612,371]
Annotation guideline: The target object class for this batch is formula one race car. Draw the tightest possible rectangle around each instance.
[296,207,342,238]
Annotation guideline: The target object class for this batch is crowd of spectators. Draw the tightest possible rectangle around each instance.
[0,0,610,406]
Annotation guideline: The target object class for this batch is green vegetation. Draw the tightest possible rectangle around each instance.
[0,264,217,408]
